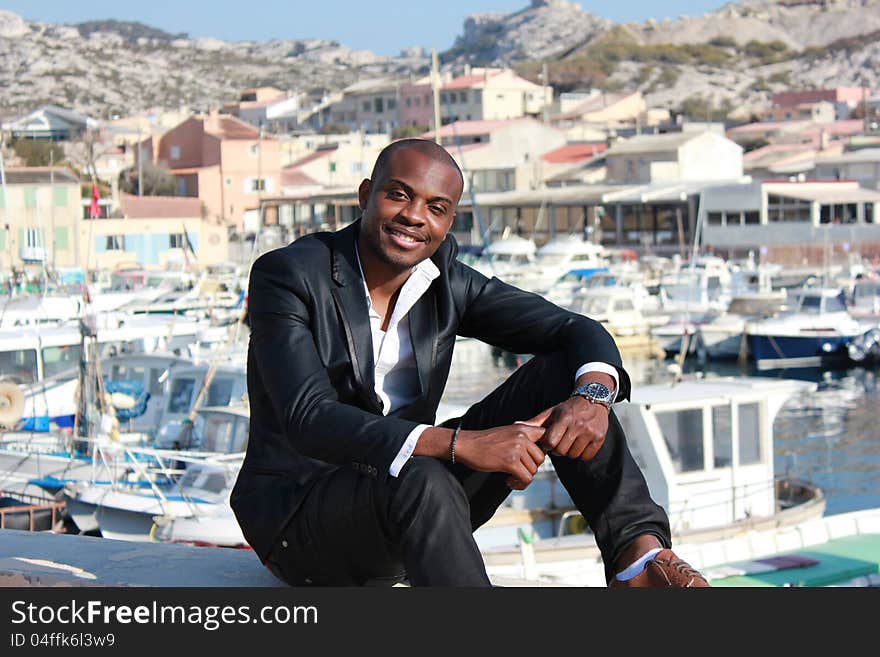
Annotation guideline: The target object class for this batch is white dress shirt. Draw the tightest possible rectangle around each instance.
[354,247,619,477]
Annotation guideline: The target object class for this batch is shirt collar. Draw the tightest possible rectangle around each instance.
[354,243,440,309]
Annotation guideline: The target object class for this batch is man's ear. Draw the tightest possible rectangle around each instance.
[357,178,372,210]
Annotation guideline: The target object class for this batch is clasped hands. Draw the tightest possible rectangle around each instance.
[454,395,610,490]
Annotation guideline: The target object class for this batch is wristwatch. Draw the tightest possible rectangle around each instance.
[570,381,614,409]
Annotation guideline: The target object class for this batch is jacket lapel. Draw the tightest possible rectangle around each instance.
[329,221,378,408]
[407,290,436,398]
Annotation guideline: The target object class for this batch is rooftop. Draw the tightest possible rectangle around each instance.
[605,131,706,155]
[541,142,607,164]
[2,167,80,185]
[421,118,526,140]
[119,194,202,219]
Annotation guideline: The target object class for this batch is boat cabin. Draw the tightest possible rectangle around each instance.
[615,377,815,533]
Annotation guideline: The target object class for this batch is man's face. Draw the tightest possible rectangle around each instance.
[358,147,463,272]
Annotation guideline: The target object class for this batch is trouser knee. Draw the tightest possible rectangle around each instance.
[386,457,470,531]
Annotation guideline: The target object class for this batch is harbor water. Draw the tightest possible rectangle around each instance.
[441,338,880,519]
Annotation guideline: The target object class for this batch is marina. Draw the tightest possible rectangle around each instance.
[1,0,880,589]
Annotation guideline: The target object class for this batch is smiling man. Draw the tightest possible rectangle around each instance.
[231,139,708,587]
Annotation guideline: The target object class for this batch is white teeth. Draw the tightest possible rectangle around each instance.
[390,229,418,243]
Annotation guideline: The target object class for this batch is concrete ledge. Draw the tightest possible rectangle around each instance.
[0,529,557,587]
[0,529,283,587]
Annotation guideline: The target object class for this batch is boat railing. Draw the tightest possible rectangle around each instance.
[0,489,66,531]
[83,440,242,518]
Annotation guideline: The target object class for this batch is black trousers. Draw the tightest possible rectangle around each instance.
[265,351,671,586]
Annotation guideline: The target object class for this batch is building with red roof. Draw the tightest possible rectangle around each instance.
[146,111,281,233]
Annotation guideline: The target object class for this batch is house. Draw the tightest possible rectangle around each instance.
[400,68,553,128]
[814,148,880,190]
[762,100,836,124]
[223,87,306,133]
[605,131,743,185]
[701,179,880,264]
[80,194,228,270]
[772,87,870,121]
[280,131,390,194]
[551,91,647,130]
[541,143,609,186]
[329,78,401,134]
[421,119,566,193]
[1,105,96,141]
[0,167,82,269]
[148,112,281,233]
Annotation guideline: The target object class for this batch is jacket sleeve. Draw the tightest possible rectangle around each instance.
[246,249,421,476]
[452,259,632,401]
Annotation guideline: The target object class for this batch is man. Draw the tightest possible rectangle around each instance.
[232,139,708,587]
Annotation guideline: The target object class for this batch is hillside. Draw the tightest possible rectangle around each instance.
[0,10,426,120]
[446,0,880,119]
[1,1,878,123]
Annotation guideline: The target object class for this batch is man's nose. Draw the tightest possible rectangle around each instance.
[399,199,428,224]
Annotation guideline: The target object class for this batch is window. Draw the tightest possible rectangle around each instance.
[374,98,384,113]
[206,378,235,407]
[169,233,186,248]
[656,409,705,473]
[53,187,68,207]
[41,344,81,379]
[149,368,167,396]
[105,235,125,251]
[405,97,412,107]
[867,204,874,224]
[768,194,811,222]
[738,403,761,465]
[0,348,37,384]
[460,91,468,103]
[744,211,760,224]
[170,145,180,160]
[712,405,732,468]
[167,377,196,414]
[387,98,396,110]
[707,212,724,225]
[249,143,259,157]
[250,178,267,192]
[362,100,371,112]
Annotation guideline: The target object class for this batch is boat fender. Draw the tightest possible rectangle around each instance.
[0,381,25,429]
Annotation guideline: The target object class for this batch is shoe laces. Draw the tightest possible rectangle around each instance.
[650,554,705,585]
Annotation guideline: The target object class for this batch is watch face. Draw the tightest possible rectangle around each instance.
[585,382,611,400]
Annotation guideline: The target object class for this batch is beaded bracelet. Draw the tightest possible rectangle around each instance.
[450,423,461,464]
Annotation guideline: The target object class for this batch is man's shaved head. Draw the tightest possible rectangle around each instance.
[370,139,464,190]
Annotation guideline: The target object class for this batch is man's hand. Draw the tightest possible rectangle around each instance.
[519,395,609,462]
[454,424,546,490]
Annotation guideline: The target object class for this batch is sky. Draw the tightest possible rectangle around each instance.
[1,1,728,55]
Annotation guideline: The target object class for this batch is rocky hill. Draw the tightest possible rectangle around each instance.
[0,10,426,121]
[1,1,878,123]
[446,0,880,119]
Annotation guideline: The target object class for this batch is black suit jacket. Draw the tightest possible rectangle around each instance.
[231,220,631,560]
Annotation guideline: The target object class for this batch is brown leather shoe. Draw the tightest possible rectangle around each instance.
[609,549,710,588]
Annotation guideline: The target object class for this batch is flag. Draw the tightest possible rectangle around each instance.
[88,183,100,218]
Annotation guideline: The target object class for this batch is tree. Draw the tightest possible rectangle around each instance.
[391,125,429,139]
[11,139,65,167]
[118,161,177,196]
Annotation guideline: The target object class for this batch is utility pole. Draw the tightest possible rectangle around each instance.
[431,48,442,145]
[50,148,56,269]
[542,61,549,126]
[137,125,143,197]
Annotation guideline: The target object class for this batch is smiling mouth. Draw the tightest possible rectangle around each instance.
[385,226,425,246]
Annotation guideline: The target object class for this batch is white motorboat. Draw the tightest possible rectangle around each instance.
[745,287,864,369]
[477,375,825,583]
[63,405,249,544]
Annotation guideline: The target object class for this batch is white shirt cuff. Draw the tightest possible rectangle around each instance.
[389,424,431,477]
[575,362,620,403]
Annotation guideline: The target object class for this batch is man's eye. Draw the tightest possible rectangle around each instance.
[388,190,408,200]
[429,205,446,215]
